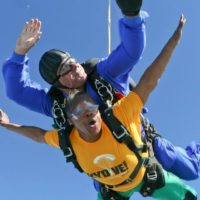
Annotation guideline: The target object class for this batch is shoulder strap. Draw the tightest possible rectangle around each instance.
[81,58,100,74]
[49,87,83,172]
[100,104,147,156]
[99,104,149,179]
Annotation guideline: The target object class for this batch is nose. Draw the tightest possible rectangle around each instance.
[71,63,78,70]
[67,64,78,80]
[85,110,96,118]
[86,112,93,117]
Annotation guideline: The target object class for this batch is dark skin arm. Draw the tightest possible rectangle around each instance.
[133,15,186,104]
[0,109,47,143]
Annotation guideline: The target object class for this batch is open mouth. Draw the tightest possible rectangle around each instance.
[89,120,96,127]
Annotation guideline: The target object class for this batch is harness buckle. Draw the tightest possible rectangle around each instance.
[64,147,73,158]
[113,125,129,140]
[124,178,133,184]
[146,170,157,183]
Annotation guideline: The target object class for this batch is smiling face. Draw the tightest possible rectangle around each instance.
[66,92,102,142]
[57,57,87,89]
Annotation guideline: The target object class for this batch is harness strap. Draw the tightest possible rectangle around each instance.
[141,114,161,143]
[98,104,149,190]
[59,122,83,172]
[140,163,165,197]
[140,114,162,160]
[100,105,148,158]
[100,186,130,200]
[104,157,149,189]
[88,68,119,105]
[49,87,83,172]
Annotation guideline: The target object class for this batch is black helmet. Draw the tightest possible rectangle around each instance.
[39,49,70,85]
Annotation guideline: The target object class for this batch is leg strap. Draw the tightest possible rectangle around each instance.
[100,185,130,200]
[140,163,165,197]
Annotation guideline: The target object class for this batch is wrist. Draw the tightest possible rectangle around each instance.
[11,51,27,64]
[15,47,27,55]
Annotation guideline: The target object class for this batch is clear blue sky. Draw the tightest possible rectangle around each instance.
[0,0,199,199]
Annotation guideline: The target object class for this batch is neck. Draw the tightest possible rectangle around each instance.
[79,130,102,143]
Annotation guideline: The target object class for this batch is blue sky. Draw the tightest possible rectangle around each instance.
[0,0,199,199]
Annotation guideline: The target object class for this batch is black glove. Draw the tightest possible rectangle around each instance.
[116,0,143,16]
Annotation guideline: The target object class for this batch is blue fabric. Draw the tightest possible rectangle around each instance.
[153,137,199,180]
[2,53,52,116]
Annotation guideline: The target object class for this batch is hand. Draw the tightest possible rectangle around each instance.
[171,15,186,45]
[15,18,42,55]
[116,0,142,16]
[0,109,10,126]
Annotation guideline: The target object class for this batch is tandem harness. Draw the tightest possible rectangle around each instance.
[49,58,164,199]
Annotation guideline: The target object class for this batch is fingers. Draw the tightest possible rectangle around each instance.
[171,14,186,45]
[22,18,42,36]
[22,22,29,34]
[180,14,186,24]
[0,109,6,120]
[16,18,42,54]
[0,109,10,125]
[0,109,5,123]
[177,14,186,31]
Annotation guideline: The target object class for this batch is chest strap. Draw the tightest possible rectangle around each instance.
[103,158,149,189]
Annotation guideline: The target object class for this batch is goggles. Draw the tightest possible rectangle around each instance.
[58,57,76,77]
[70,101,99,120]
[52,57,76,85]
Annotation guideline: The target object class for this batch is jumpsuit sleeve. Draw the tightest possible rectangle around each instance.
[2,52,53,117]
[97,11,148,92]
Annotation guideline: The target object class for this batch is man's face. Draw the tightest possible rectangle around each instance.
[57,57,87,89]
[69,100,102,140]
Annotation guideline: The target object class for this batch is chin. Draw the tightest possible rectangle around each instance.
[95,127,102,135]
[75,80,86,88]
[89,126,99,135]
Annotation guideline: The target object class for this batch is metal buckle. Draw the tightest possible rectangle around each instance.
[146,170,157,182]
[95,79,114,103]
[113,125,128,140]
[125,178,133,184]
[64,147,73,158]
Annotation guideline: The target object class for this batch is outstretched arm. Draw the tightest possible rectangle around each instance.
[97,0,147,88]
[134,15,186,104]
[0,109,47,143]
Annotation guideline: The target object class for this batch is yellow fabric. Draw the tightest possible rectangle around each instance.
[45,91,148,192]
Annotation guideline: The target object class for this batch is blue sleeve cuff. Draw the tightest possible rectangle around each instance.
[11,51,28,64]
[123,10,149,27]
